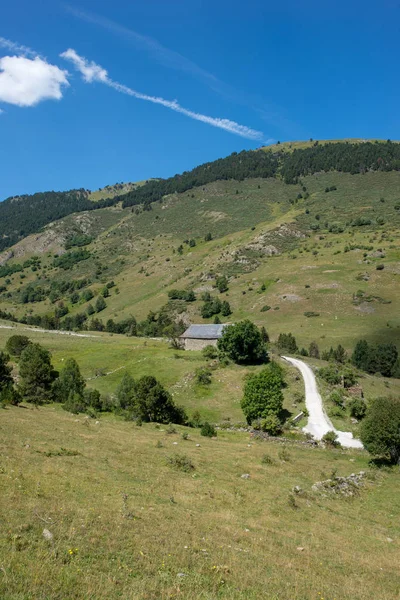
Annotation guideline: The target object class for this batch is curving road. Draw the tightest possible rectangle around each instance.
[282,356,363,449]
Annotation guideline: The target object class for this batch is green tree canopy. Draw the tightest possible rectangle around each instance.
[360,397,400,464]
[0,351,13,391]
[53,358,85,403]
[277,333,298,354]
[5,335,31,357]
[18,343,57,405]
[129,376,187,424]
[116,372,136,409]
[241,362,285,424]
[217,320,268,365]
[309,341,320,359]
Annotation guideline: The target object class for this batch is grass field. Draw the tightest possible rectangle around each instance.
[1,404,399,600]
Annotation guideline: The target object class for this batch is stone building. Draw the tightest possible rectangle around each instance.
[180,324,227,350]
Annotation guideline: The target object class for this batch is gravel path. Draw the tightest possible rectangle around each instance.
[283,356,363,449]
[0,324,98,338]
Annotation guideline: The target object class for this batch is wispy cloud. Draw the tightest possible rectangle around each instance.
[64,5,219,86]
[64,5,293,138]
[0,36,38,58]
[61,49,264,140]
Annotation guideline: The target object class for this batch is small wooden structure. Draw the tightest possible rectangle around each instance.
[180,324,228,350]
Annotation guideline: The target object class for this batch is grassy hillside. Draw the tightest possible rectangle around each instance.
[1,404,399,600]
[0,169,399,355]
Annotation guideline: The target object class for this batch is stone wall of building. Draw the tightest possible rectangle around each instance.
[183,338,218,350]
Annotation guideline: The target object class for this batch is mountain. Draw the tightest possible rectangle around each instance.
[0,139,399,352]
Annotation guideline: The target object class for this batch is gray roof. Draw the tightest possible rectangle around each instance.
[180,324,228,339]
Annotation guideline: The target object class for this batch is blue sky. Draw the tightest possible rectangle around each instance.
[0,0,399,199]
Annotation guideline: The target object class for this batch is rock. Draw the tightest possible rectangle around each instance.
[387,538,393,543]
[293,486,302,494]
[173,442,178,445]
[241,474,250,479]
[196,444,201,447]
[42,529,53,542]
[177,572,187,577]
[296,547,304,551]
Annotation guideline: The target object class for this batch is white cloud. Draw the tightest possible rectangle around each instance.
[0,108,4,114]
[61,49,264,140]
[0,55,69,107]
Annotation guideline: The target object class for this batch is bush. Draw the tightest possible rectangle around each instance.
[196,367,212,385]
[261,453,275,465]
[322,430,340,447]
[318,365,342,385]
[260,305,271,312]
[260,414,282,436]
[202,345,218,360]
[191,410,202,427]
[329,389,345,408]
[5,335,31,357]
[218,320,268,365]
[348,397,367,420]
[200,421,216,437]
[166,453,195,472]
[241,362,284,424]
[360,397,400,463]
[278,447,290,462]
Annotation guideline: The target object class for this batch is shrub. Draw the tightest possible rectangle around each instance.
[376,264,385,270]
[196,367,212,385]
[166,424,177,434]
[318,365,342,385]
[322,430,340,447]
[241,362,284,424]
[329,389,345,408]
[278,447,290,462]
[5,335,31,357]
[260,305,271,312]
[261,453,275,465]
[218,320,268,365]
[191,410,202,427]
[304,311,320,318]
[200,421,216,437]
[202,345,218,360]
[348,397,367,420]
[166,453,195,472]
[216,275,229,293]
[260,414,282,436]
[360,397,400,463]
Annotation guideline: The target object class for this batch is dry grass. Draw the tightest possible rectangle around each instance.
[0,405,399,599]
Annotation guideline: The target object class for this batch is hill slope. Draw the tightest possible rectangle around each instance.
[0,140,399,359]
